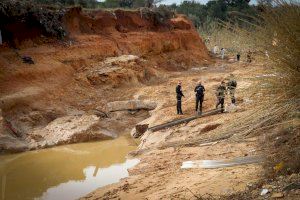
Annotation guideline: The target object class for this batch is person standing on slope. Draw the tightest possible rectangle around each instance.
[194,81,205,115]
[237,53,241,61]
[176,81,184,115]
[221,48,226,60]
[227,74,237,104]
[216,81,227,113]
[213,45,219,55]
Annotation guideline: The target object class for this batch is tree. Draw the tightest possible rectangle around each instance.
[77,0,88,7]
[145,0,164,8]
[206,0,227,21]
[66,0,76,5]
[132,0,145,8]
[103,0,119,8]
[119,0,133,8]
[224,0,251,6]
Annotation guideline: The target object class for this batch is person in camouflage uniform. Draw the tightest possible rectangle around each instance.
[247,50,252,63]
[227,74,237,104]
[216,81,226,112]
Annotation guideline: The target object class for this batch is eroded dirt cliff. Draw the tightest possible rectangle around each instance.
[0,7,211,153]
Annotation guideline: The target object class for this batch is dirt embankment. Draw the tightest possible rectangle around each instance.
[0,7,211,153]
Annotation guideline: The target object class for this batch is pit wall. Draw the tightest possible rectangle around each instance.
[0,7,211,153]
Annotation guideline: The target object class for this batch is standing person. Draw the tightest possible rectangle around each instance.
[176,81,184,115]
[216,81,226,113]
[227,74,237,104]
[213,45,219,55]
[237,53,240,61]
[247,50,252,63]
[194,81,205,115]
[221,48,225,59]
[265,50,270,59]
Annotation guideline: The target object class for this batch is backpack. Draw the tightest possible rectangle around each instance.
[229,80,237,87]
[196,86,204,96]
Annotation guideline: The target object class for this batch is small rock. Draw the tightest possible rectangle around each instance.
[190,67,200,71]
[271,192,284,198]
[247,183,253,188]
[226,104,238,113]
[260,188,269,196]
[243,98,253,104]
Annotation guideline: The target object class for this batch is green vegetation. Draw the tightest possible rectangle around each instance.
[32,0,98,8]
[171,0,257,28]
[17,0,259,27]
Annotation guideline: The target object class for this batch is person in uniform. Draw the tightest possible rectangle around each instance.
[237,53,241,61]
[227,74,237,104]
[176,81,184,115]
[194,81,205,115]
[216,81,226,112]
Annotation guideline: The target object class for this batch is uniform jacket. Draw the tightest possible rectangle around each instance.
[216,85,226,98]
[176,85,184,99]
[227,79,237,90]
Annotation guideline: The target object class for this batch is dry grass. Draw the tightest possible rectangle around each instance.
[202,0,300,138]
[199,21,255,57]
[195,1,300,181]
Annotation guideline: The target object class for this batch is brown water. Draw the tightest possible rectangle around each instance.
[0,135,139,200]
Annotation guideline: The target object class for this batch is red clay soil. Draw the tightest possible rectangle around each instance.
[0,8,210,95]
[0,7,211,152]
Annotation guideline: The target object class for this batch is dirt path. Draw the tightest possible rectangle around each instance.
[81,60,267,199]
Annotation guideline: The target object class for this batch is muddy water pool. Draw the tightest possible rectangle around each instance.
[0,135,139,200]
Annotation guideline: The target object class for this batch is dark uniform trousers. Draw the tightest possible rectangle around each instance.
[177,96,183,114]
[216,97,225,112]
[196,95,204,112]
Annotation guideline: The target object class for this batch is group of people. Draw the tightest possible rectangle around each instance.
[213,45,226,60]
[176,74,237,115]
[213,45,244,62]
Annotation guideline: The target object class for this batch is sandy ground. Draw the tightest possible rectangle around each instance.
[81,59,273,199]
